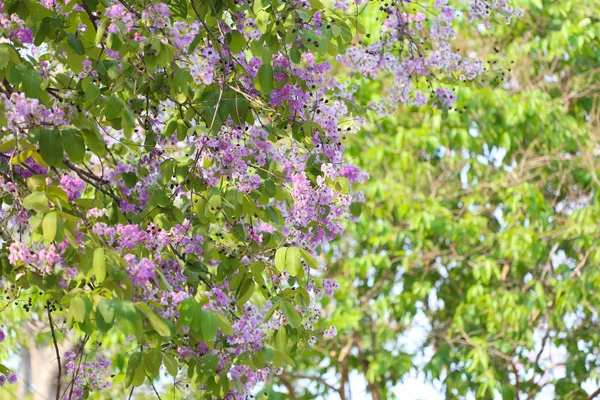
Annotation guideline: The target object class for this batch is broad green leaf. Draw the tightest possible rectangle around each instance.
[274,328,287,351]
[81,129,107,157]
[286,246,302,277]
[93,247,106,283]
[198,354,219,375]
[275,247,287,273]
[70,296,87,323]
[281,301,302,328]
[95,299,115,331]
[9,65,42,99]
[0,44,9,69]
[216,313,233,336]
[61,129,86,163]
[65,32,85,55]
[174,68,191,93]
[116,300,138,335]
[273,350,296,368]
[136,302,171,337]
[179,297,198,327]
[228,31,246,53]
[39,129,63,167]
[84,82,100,103]
[122,107,136,139]
[350,202,362,217]
[105,95,125,119]
[299,248,319,270]
[200,310,219,342]
[257,64,273,94]
[163,353,178,377]
[125,352,145,388]
[42,211,58,242]
[236,279,255,306]
[143,348,162,378]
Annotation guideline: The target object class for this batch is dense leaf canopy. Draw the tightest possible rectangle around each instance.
[9,0,595,399]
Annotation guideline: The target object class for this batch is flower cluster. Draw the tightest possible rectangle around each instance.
[0,0,521,398]
[64,352,112,400]
[0,2,33,44]
[3,93,71,134]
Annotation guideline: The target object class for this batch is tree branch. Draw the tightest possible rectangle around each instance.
[80,0,99,30]
[47,303,62,400]
[588,387,600,400]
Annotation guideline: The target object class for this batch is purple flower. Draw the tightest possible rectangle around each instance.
[324,326,337,339]
[59,175,86,200]
[7,374,17,384]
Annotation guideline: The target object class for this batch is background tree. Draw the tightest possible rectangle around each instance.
[0,0,518,399]
[286,0,600,399]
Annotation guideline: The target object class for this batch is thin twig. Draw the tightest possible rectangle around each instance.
[47,304,62,400]
[147,375,163,400]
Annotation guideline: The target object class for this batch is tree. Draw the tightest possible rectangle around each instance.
[0,0,519,399]
[286,0,600,399]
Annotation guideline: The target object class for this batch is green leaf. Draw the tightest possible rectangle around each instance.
[350,202,362,217]
[136,302,171,337]
[290,47,301,64]
[163,119,178,137]
[273,350,296,368]
[178,297,197,327]
[93,247,106,283]
[61,129,85,163]
[122,107,136,139]
[236,279,255,306]
[42,211,58,242]
[173,68,191,94]
[84,82,100,103]
[70,296,87,323]
[0,44,9,69]
[216,313,233,336]
[122,172,138,188]
[176,119,187,141]
[22,192,48,211]
[144,348,162,378]
[167,0,188,18]
[65,32,85,55]
[286,246,302,277]
[163,353,178,377]
[125,352,146,388]
[116,300,138,335]
[281,300,302,328]
[200,310,219,342]
[95,20,107,44]
[95,299,115,332]
[105,95,125,120]
[228,31,246,53]
[39,129,63,167]
[275,247,287,273]
[274,328,288,351]
[299,248,319,270]
[257,64,274,94]
[81,129,106,157]
[198,354,219,375]
[10,66,42,99]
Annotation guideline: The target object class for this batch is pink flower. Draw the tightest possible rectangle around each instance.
[324,326,337,339]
